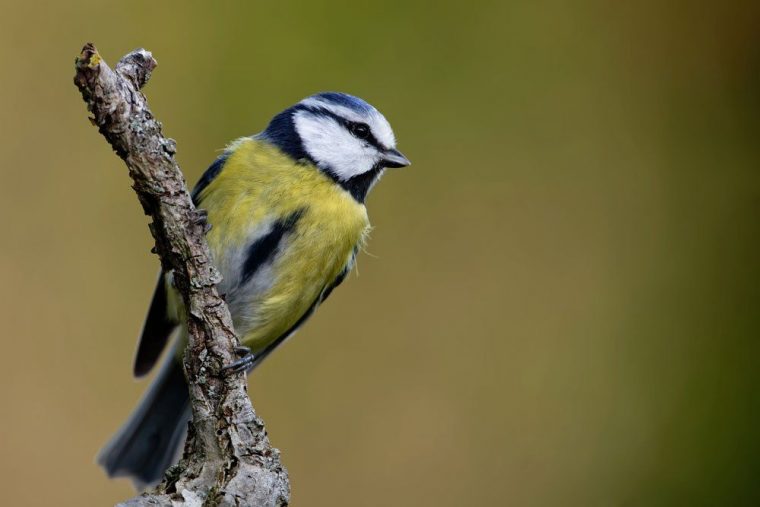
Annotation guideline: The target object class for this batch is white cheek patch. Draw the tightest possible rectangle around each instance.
[294,111,378,180]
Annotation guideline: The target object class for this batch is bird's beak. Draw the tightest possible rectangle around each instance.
[382,148,411,168]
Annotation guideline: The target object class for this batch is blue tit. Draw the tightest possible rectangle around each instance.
[98,92,410,488]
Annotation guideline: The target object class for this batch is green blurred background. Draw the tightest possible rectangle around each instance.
[1,1,759,505]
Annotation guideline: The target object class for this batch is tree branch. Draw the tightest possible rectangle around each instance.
[74,43,289,506]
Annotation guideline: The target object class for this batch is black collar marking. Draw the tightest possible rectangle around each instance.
[262,104,385,203]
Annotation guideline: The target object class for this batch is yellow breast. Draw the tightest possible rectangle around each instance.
[194,138,370,352]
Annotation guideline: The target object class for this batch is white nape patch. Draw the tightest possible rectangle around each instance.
[294,110,380,180]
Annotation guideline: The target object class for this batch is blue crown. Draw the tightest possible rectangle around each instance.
[311,92,374,114]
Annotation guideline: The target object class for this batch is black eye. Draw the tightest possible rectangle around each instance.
[349,122,370,139]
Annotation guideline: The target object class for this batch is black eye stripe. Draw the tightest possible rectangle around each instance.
[302,106,385,151]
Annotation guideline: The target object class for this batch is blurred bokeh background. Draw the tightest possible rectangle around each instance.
[1,1,758,505]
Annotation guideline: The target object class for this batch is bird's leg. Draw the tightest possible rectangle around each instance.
[193,208,212,234]
[222,345,256,374]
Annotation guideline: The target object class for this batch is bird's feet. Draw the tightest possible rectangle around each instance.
[222,345,256,374]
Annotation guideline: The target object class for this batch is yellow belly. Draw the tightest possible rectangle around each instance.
[194,138,370,353]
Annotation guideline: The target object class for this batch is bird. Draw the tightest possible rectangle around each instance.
[97,92,410,488]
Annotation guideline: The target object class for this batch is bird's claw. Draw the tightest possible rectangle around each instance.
[222,346,255,374]
[234,345,251,355]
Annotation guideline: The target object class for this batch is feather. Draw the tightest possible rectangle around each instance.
[133,274,178,377]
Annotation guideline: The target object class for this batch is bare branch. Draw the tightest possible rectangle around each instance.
[74,43,289,506]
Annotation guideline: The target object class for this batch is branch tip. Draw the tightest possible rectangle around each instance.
[116,48,157,90]
[75,42,101,70]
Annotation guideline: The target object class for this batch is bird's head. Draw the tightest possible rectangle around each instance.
[262,92,410,201]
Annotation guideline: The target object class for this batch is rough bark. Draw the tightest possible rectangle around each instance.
[74,43,289,506]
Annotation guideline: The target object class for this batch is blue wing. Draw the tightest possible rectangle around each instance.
[191,152,229,205]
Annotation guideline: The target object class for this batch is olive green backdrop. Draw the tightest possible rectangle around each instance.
[1,1,758,505]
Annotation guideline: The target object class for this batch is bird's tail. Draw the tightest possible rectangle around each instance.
[97,353,190,489]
